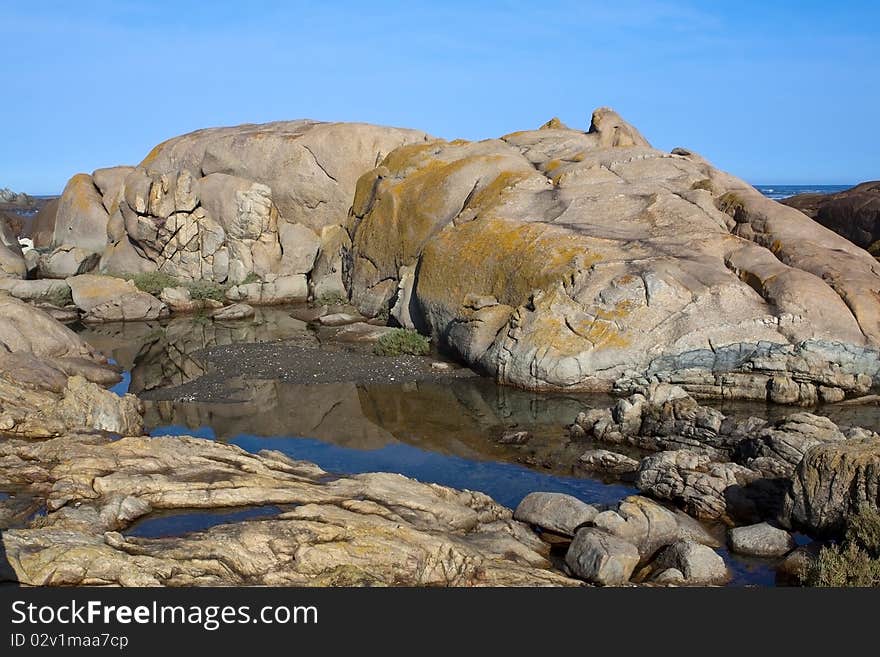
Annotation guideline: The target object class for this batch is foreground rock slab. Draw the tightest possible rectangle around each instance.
[1,434,578,587]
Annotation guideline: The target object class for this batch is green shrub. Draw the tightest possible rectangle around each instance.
[185,280,227,302]
[802,507,880,587]
[717,192,745,216]
[372,329,430,356]
[126,271,180,296]
[239,272,261,286]
[315,292,348,306]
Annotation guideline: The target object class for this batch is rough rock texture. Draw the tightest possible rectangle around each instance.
[513,492,599,536]
[69,121,429,288]
[38,245,100,278]
[345,108,880,399]
[0,434,577,587]
[0,220,25,278]
[571,384,879,523]
[212,303,255,321]
[727,522,795,557]
[52,173,110,253]
[782,181,880,254]
[28,197,59,249]
[784,438,880,536]
[0,295,116,381]
[592,495,680,559]
[565,528,640,585]
[67,274,168,322]
[578,449,640,476]
[651,540,730,585]
[0,278,71,305]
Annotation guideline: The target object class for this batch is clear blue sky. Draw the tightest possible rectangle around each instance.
[1,1,877,194]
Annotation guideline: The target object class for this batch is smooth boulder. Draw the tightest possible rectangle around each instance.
[728,522,795,558]
[67,274,168,323]
[514,492,599,536]
[565,528,640,585]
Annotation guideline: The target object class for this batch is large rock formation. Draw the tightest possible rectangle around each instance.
[0,219,25,278]
[45,122,428,291]
[782,181,880,255]
[345,108,880,400]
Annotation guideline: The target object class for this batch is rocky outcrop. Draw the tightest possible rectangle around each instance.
[28,197,59,249]
[782,181,880,254]
[0,430,576,586]
[784,438,880,536]
[570,383,880,524]
[344,108,880,399]
[53,173,111,253]
[50,122,429,294]
[0,295,117,381]
[67,274,168,322]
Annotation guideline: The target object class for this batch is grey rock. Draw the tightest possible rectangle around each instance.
[565,528,640,585]
[212,303,255,321]
[498,430,532,445]
[514,492,599,536]
[728,522,795,558]
[578,449,640,475]
[592,495,679,559]
[652,540,730,585]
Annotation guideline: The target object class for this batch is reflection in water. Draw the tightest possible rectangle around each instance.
[77,309,313,394]
[76,309,880,586]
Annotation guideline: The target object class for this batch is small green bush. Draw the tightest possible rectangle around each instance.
[126,271,180,296]
[239,272,261,286]
[185,280,227,302]
[373,329,430,356]
[691,178,714,192]
[802,507,880,587]
[717,192,745,216]
[315,292,348,306]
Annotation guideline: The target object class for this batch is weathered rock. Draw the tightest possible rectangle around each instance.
[735,413,847,476]
[784,438,880,536]
[578,449,640,476]
[37,245,100,278]
[212,303,255,321]
[728,522,795,557]
[0,295,117,382]
[344,108,880,398]
[279,222,320,274]
[311,224,350,300]
[0,357,141,438]
[0,434,576,587]
[651,540,730,585]
[53,173,110,252]
[98,238,155,275]
[0,278,71,305]
[67,274,168,322]
[28,197,58,249]
[514,492,599,536]
[782,181,880,253]
[592,495,679,559]
[0,220,25,278]
[498,430,532,445]
[635,450,760,521]
[565,528,640,585]
[331,322,398,342]
[92,166,135,215]
[318,312,364,327]
[224,275,309,305]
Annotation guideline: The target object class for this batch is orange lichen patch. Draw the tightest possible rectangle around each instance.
[419,216,603,313]
[544,159,564,174]
[64,174,101,214]
[466,170,535,215]
[380,140,447,175]
[449,139,471,146]
[139,138,175,168]
[571,152,586,162]
[770,239,783,255]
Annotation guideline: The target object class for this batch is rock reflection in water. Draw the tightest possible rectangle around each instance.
[77,308,313,394]
[143,377,615,474]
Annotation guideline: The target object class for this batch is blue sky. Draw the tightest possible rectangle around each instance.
[1,1,877,194]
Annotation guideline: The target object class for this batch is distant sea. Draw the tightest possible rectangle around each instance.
[754,184,853,201]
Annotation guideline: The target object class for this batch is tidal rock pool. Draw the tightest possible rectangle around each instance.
[76,307,849,586]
